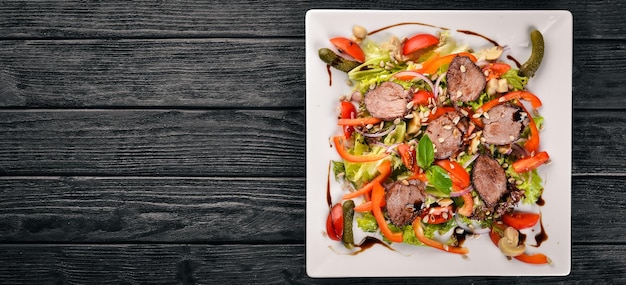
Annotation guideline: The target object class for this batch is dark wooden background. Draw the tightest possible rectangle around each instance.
[0,1,624,284]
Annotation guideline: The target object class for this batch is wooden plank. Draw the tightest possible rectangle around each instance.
[0,244,624,284]
[0,109,623,176]
[0,109,305,177]
[0,1,620,40]
[0,176,622,243]
[0,39,623,109]
[0,38,304,108]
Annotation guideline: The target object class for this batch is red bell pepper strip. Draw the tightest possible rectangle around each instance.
[342,159,391,200]
[427,106,456,122]
[482,62,511,81]
[402,33,439,56]
[502,212,540,230]
[479,91,542,113]
[412,219,469,254]
[512,151,550,173]
[332,136,389,163]
[489,226,551,264]
[330,37,365,63]
[337,117,382,126]
[434,160,470,188]
[340,101,357,139]
[372,182,404,243]
[417,52,477,75]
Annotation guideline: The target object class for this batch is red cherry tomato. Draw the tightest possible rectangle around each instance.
[330,37,365,63]
[339,101,357,139]
[412,90,435,106]
[397,143,416,172]
[402,34,439,55]
[326,203,343,240]
[420,205,453,224]
[482,62,511,81]
[502,212,540,230]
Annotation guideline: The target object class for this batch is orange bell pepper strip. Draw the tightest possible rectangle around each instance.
[479,91,542,113]
[512,151,550,173]
[457,192,474,217]
[332,136,389,163]
[330,37,365,63]
[427,106,456,122]
[417,52,477,75]
[337,117,382,126]
[353,199,386,213]
[514,102,540,153]
[342,159,391,200]
[489,226,551,264]
[372,182,404,243]
[412,219,469,254]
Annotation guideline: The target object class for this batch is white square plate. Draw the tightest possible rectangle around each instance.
[306,10,572,277]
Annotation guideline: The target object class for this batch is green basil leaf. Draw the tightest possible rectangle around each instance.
[417,134,434,169]
[426,165,452,194]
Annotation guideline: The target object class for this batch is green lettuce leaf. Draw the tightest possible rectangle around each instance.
[501,69,528,91]
[356,212,378,232]
[506,167,544,204]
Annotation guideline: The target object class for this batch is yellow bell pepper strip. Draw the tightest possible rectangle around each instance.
[512,151,550,173]
[412,219,469,254]
[479,91,542,113]
[342,159,391,200]
[332,136,389,163]
[336,117,382,126]
[330,37,365,63]
[372,182,404,243]
[416,52,477,75]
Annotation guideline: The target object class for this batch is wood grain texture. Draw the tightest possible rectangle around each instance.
[0,109,623,176]
[0,244,624,284]
[0,176,622,243]
[0,38,304,108]
[0,39,625,109]
[0,109,305,177]
[0,1,622,40]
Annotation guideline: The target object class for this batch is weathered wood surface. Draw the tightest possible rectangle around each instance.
[0,0,625,283]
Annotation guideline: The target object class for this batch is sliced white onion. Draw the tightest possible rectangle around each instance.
[433,73,446,99]
[392,71,435,95]
[355,124,396,138]
[462,153,480,168]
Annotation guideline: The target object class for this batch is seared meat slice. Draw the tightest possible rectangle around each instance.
[364,82,411,121]
[472,155,507,209]
[385,179,426,226]
[426,111,464,159]
[446,56,486,103]
[482,104,528,145]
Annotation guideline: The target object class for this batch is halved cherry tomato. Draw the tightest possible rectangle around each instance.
[412,89,435,106]
[435,160,470,188]
[420,205,453,224]
[340,101,356,139]
[402,34,439,56]
[482,62,511,81]
[326,203,343,240]
[330,37,365,63]
[397,143,416,172]
[512,151,550,173]
[502,212,540,230]
[479,91,542,113]
[417,52,477,75]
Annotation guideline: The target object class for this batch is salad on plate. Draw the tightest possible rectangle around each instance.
[320,23,552,265]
